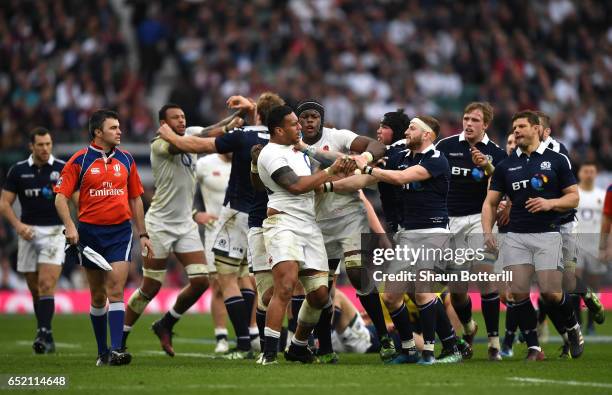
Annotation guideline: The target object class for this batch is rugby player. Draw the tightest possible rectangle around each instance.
[482,110,583,361]
[330,115,460,365]
[295,100,388,363]
[435,102,507,360]
[159,92,285,359]
[575,162,607,333]
[256,105,348,365]
[195,151,232,352]
[535,111,603,355]
[122,104,210,357]
[0,128,66,354]
[55,109,153,366]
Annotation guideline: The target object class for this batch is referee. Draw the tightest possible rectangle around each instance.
[0,127,66,354]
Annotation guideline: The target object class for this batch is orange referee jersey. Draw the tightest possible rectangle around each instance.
[55,143,144,225]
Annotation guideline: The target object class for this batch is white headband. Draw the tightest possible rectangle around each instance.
[410,117,435,135]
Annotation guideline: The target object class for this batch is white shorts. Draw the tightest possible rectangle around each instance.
[204,226,216,274]
[560,220,578,267]
[262,214,328,272]
[17,225,65,273]
[210,206,248,260]
[394,227,451,271]
[318,209,369,260]
[449,213,487,253]
[248,227,270,273]
[501,232,562,271]
[144,219,204,259]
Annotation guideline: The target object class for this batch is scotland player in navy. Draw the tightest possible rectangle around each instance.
[0,128,65,354]
[330,115,460,365]
[482,110,583,361]
[159,92,285,359]
[435,102,507,360]
[534,111,605,343]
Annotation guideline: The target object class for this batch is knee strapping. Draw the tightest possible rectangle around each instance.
[127,288,151,314]
[255,272,274,310]
[344,253,362,269]
[297,299,322,327]
[185,263,208,278]
[299,273,328,294]
[142,268,166,283]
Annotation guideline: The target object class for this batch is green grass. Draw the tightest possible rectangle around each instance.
[1,312,611,395]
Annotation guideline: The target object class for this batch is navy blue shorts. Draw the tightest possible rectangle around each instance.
[78,220,133,269]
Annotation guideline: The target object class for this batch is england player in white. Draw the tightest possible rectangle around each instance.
[123,104,209,356]
[195,153,232,352]
[295,100,387,363]
[575,162,606,330]
[257,105,348,365]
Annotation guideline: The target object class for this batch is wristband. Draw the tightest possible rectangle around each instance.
[222,125,228,133]
[139,233,150,239]
[323,181,334,193]
[361,151,374,163]
[251,163,258,174]
[364,166,374,175]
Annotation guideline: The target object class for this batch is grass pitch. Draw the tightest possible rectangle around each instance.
[1,312,611,395]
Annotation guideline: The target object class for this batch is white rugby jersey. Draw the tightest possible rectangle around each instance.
[258,142,315,222]
[310,127,363,221]
[146,137,197,229]
[577,186,606,254]
[196,154,231,216]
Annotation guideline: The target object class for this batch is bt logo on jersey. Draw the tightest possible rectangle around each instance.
[511,180,530,190]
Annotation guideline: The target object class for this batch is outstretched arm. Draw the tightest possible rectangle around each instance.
[159,124,218,154]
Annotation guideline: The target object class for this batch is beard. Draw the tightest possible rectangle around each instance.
[406,134,422,150]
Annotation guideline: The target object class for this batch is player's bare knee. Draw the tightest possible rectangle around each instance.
[188,275,209,294]
[382,292,403,310]
[541,292,562,304]
[90,290,107,307]
[38,278,56,296]
[306,288,329,309]
[141,277,162,297]
[346,268,363,290]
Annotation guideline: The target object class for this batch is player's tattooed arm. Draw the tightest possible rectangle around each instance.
[158,124,218,154]
[271,158,345,195]
[350,136,386,161]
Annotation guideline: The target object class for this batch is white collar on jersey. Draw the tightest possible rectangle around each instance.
[28,154,55,167]
[516,142,547,157]
[458,131,490,144]
[405,143,435,157]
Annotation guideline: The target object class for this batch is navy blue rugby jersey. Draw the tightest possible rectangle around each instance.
[215,126,269,228]
[435,132,507,217]
[490,143,576,233]
[3,155,65,226]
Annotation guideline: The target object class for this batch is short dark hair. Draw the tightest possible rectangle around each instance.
[158,103,182,122]
[511,110,540,126]
[267,105,294,135]
[506,129,514,137]
[89,109,119,138]
[578,161,598,171]
[29,127,51,143]
[533,110,551,130]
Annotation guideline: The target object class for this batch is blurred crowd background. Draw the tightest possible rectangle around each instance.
[1,0,612,289]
